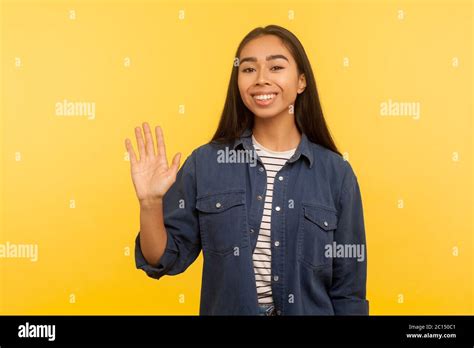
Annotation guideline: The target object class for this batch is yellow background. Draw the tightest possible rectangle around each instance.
[0,0,472,314]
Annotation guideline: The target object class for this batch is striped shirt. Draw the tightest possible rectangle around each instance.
[251,135,296,305]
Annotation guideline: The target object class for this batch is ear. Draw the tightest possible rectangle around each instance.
[297,73,306,94]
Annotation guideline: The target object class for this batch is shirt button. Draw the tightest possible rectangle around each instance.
[257,195,262,200]
[278,176,283,181]
[273,275,279,282]
[277,310,282,315]
[215,202,222,208]
[274,241,280,247]
[250,228,255,233]
[275,206,281,211]
[259,167,264,172]
[324,221,328,227]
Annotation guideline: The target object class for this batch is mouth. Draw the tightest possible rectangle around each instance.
[251,92,278,107]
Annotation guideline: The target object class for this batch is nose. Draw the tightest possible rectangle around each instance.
[255,68,271,86]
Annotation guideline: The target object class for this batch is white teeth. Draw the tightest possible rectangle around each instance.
[253,93,276,100]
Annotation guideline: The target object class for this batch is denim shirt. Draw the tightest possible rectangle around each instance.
[134,128,369,315]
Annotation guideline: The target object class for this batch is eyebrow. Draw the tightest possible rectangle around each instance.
[239,54,289,65]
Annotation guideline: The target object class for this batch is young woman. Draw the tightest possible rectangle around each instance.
[125,25,368,316]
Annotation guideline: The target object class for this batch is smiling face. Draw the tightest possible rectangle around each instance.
[237,34,306,121]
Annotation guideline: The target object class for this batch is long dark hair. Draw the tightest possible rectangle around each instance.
[210,24,341,156]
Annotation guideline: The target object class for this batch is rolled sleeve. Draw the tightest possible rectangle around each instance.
[329,162,369,315]
[134,150,201,280]
[134,230,179,280]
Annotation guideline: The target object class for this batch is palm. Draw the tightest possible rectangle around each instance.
[125,123,181,202]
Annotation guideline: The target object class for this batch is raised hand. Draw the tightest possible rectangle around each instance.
[125,122,181,205]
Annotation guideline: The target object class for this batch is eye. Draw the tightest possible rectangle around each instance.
[241,66,284,73]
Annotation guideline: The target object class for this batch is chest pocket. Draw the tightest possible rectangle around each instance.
[298,203,338,268]
[196,190,247,256]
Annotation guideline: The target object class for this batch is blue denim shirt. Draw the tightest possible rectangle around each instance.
[134,128,369,315]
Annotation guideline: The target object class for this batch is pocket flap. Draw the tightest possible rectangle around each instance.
[196,190,245,213]
[303,205,338,230]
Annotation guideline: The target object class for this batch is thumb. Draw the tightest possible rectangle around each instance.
[169,152,181,177]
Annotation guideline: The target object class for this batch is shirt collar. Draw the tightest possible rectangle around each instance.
[231,127,314,168]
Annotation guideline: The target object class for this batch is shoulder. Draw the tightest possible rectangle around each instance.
[181,140,232,170]
[194,140,228,154]
[188,140,237,162]
[310,142,358,194]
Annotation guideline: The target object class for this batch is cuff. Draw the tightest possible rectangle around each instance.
[332,298,369,315]
[134,230,179,280]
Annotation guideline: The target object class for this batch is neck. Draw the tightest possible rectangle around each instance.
[252,115,301,152]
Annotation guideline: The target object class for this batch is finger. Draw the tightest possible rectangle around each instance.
[169,152,181,177]
[142,122,156,157]
[155,126,168,167]
[125,138,138,166]
[135,126,146,161]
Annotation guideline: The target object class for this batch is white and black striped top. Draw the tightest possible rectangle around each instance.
[251,135,296,305]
